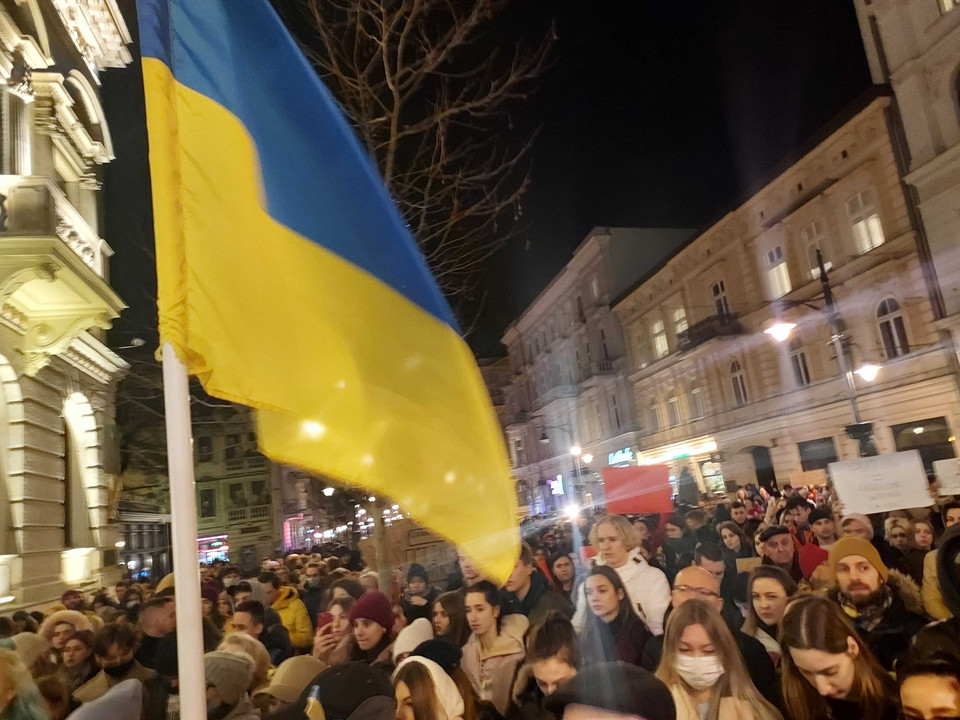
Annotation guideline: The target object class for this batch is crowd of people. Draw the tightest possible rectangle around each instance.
[1,481,960,719]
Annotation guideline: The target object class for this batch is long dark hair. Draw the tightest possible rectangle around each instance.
[393,661,441,720]
[579,566,633,662]
[526,610,578,667]
[434,591,469,646]
[718,521,751,555]
[742,565,797,635]
[465,581,503,634]
[780,596,897,720]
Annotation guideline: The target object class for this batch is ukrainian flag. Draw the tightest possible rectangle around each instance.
[137,0,518,580]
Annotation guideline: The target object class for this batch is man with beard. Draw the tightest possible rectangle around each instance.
[827,535,926,670]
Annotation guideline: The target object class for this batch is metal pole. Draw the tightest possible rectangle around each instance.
[160,343,205,720]
[817,249,862,423]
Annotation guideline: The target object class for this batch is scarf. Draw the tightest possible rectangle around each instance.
[838,584,893,633]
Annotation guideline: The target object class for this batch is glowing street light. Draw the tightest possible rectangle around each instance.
[582,453,593,464]
[764,321,797,343]
[569,445,582,457]
[853,363,881,382]
[322,487,335,497]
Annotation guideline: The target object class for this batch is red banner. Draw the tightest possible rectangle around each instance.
[602,465,673,514]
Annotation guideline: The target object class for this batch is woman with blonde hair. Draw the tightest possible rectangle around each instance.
[779,595,899,720]
[0,649,47,719]
[655,599,782,720]
[217,631,272,693]
[572,514,670,635]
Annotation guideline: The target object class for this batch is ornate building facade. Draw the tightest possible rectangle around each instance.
[0,0,132,606]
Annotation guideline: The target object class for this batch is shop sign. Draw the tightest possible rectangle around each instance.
[608,448,635,466]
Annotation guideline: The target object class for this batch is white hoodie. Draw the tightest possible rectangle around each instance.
[393,656,464,720]
[571,548,671,635]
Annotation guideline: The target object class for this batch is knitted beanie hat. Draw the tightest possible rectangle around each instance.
[828,535,889,582]
[204,650,253,705]
[349,591,393,633]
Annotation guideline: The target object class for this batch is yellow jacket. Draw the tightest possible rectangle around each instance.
[272,585,314,649]
[923,548,952,620]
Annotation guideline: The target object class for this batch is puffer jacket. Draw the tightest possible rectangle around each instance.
[272,585,314,650]
[572,549,671,635]
[827,569,926,670]
[911,524,960,661]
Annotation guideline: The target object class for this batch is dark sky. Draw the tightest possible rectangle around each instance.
[100,1,873,357]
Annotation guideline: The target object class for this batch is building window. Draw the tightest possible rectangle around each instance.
[594,403,604,439]
[600,329,610,360]
[712,281,731,319]
[788,337,811,387]
[590,275,600,300]
[652,320,668,359]
[798,437,838,472]
[877,297,910,358]
[649,403,662,433]
[764,245,792,298]
[666,395,681,427]
[690,387,704,419]
[847,190,885,254]
[197,437,214,463]
[801,220,832,278]
[673,307,688,336]
[512,437,527,467]
[730,360,748,407]
[611,393,621,431]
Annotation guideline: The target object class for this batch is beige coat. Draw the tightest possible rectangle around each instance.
[74,661,163,720]
[461,615,528,717]
[671,686,757,720]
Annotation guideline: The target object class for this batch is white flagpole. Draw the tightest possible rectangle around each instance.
[161,342,206,719]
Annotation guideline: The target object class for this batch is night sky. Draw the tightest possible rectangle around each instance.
[100,1,873,357]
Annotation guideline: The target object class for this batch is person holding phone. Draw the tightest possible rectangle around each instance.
[311,597,355,664]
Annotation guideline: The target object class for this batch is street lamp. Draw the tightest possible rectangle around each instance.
[765,249,880,456]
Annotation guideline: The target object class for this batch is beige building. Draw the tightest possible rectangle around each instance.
[0,1,132,605]
[612,92,960,493]
[501,227,694,514]
[852,0,960,375]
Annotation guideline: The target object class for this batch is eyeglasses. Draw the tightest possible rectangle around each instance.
[673,585,720,599]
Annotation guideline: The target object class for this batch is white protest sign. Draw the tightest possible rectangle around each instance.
[829,450,931,514]
[934,458,960,496]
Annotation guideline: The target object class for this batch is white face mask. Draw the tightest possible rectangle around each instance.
[675,654,725,690]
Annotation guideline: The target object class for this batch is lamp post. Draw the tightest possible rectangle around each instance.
[538,425,590,512]
[764,249,879,456]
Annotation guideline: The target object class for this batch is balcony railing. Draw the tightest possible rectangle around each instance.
[0,176,108,276]
[677,313,744,351]
[223,454,268,473]
[581,359,615,381]
[226,504,271,523]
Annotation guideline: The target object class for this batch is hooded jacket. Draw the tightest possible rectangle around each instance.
[393,657,464,720]
[827,569,926,670]
[911,523,960,661]
[508,663,558,720]
[272,585,314,650]
[462,615,529,717]
[572,549,671,635]
[505,572,573,627]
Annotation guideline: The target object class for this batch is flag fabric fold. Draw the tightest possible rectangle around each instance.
[136,0,518,580]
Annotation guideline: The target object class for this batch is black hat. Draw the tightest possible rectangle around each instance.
[544,662,675,720]
[407,564,429,583]
[412,639,462,672]
[759,526,791,543]
[808,508,833,525]
[267,662,395,720]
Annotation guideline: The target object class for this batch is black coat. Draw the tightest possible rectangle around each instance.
[579,607,650,666]
[506,665,559,720]
[504,572,573,627]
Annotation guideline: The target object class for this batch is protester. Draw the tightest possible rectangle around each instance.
[730,502,760,540]
[265,661,397,720]
[253,654,327,716]
[38,611,93,665]
[808,509,838,551]
[401,565,440,624]
[717,522,753,560]
[0,650,47,720]
[135,598,176,670]
[543,661,676,720]
[57,630,97,694]
[579,566,650,666]
[510,611,578,720]
[741,566,797,666]
[924,503,960,620]
[759,526,806,582]
[218,632,272,694]
[654,599,782,720]
[503,543,573,626]
[898,656,960,720]
[232,600,293,665]
[548,554,579,603]
[462,580,527,715]
[393,656,465,720]
[428,592,467,649]
[393,619,434,665]
[826,535,926,670]
[204,650,259,720]
[840,513,875,540]
[780,595,899,720]
[911,523,960,661]
[35,674,74,720]
[572,515,670,635]
[329,590,396,672]
[259,571,313,652]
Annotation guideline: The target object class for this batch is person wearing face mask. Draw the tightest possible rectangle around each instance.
[401,565,441,624]
[898,656,960,720]
[74,623,166,720]
[579,566,650,666]
[300,563,326,626]
[654,600,782,720]
[509,611,578,720]
[780,596,899,720]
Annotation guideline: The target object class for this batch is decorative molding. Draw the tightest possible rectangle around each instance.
[21,311,112,376]
[49,0,132,77]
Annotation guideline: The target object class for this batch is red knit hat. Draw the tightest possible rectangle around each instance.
[349,590,393,632]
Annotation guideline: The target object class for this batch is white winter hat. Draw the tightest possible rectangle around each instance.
[392,617,434,663]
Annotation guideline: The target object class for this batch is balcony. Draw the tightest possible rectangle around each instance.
[0,176,123,375]
[226,504,271,523]
[224,454,268,473]
[507,411,531,426]
[677,313,744,352]
[535,384,577,408]
[581,359,615,382]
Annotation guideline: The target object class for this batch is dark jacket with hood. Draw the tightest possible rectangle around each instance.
[910,523,960,662]
[504,572,573,627]
[828,568,927,670]
[506,664,558,720]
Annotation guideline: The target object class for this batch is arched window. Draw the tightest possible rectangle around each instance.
[877,297,909,358]
[788,337,811,387]
[730,360,748,407]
